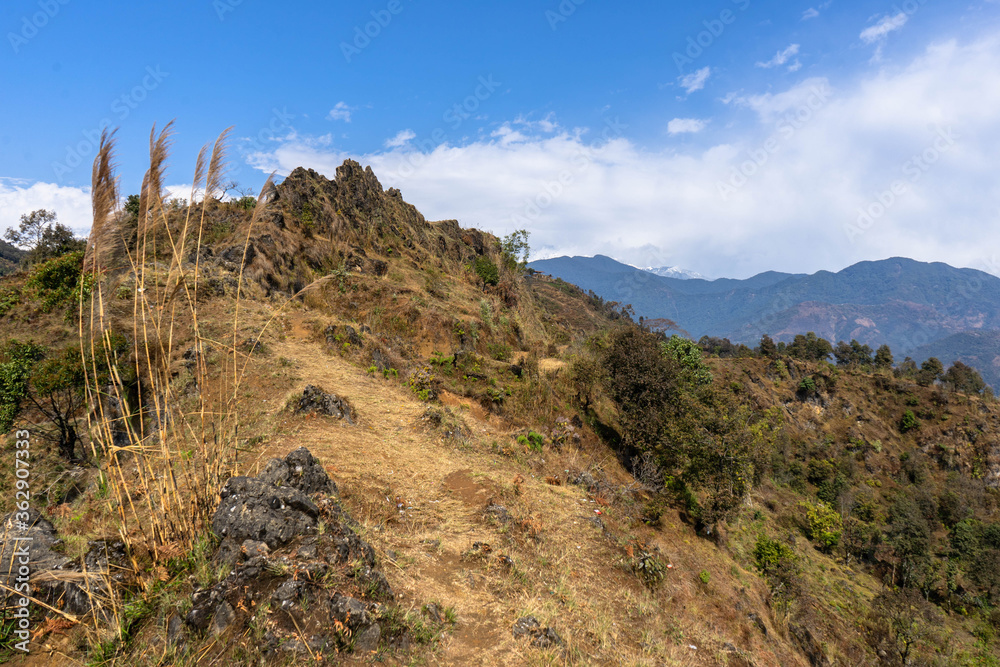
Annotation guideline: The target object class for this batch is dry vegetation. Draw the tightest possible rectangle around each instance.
[0,128,998,666]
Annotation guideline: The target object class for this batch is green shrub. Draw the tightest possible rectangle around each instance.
[899,410,920,433]
[753,535,797,575]
[516,430,544,452]
[26,251,91,312]
[662,335,712,386]
[473,257,500,286]
[698,570,711,585]
[802,500,842,552]
[0,340,45,431]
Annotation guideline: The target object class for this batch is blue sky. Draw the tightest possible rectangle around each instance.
[2,0,1000,278]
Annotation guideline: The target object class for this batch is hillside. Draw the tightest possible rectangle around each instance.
[911,330,1000,392]
[1,147,999,666]
[0,238,25,275]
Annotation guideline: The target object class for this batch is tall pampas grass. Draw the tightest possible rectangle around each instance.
[75,126,339,656]
[80,125,268,571]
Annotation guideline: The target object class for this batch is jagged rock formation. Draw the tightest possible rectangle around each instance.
[183,447,399,658]
[235,161,493,296]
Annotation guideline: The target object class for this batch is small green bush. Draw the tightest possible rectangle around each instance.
[753,535,797,575]
[516,430,544,452]
[473,257,500,286]
[802,500,842,552]
[26,251,91,312]
[0,340,45,432]
[899,409,920,433]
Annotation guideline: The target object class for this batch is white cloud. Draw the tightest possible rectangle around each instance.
[802,8,820,20]
[860,13,908,44]
[384,129,416,148]
[246,36,1000,280]
[327,102,354,123]
[679,67,712,94]
[756,44,801,69]
[515,113,560,133]
[667,118,708,134]
[0,179,92,239]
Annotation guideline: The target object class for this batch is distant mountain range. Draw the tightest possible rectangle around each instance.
[529,254,1000,388]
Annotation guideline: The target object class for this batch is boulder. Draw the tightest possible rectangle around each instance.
[296,385,354,423]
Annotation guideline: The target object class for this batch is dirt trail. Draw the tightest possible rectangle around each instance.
[256,324,522,664]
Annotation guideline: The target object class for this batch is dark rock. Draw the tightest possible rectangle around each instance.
[0,509,70,574]
[220,243,255,271]
[354,623,381,653]
[271,579,307,610]
[296,385,354,423]
[210,600,236,637]
[0,509,116,617]
[367,259,388,277]
[330,594,371,629]
[186,589,219,630]
[166,613,185,647]
[570,471,598,492]
[281,639,309,654]
[241,540,270,559]
[353,565,394,600]
[371,348,390,373]
[297,543,318,560]
[484,503,512,524]
[513,616,562,648]
[212,477,320,551]
[331,532,377,566]
[423,603,443,624]
[513,616,541,638]
[533,626,563,648]
[344,326,363,347]
[260,447,337,495]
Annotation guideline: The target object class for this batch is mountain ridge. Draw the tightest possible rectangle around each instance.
[529,253,1000,359]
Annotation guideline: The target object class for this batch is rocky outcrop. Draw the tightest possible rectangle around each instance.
[183,448,402,658]
[295,385,354,423]
[0,509,131,619]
